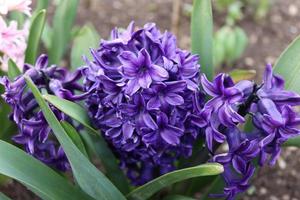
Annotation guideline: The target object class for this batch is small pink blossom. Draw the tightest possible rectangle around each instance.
[0,0,32,16]
[0,16,27,71]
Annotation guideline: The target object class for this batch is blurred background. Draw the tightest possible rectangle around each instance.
[1,0,300,199]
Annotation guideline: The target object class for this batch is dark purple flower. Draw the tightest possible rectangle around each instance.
[83,22,204,185]
[1,54,85,171]
[120,48,169,95]
[204,65,300,200]
[201,73,253,127]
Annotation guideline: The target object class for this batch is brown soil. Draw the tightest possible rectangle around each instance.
[1,0,300,199]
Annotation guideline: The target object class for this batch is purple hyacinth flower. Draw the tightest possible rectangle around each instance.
[119,48,169,95]
[1,54,86,171]
[144,81,186,110]
[257,64,300,105]
[83,22,204,184]
[212,128,259,200]
[201,73,253,127]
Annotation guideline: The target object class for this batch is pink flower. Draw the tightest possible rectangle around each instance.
[0,16,27,71]
[0,0,31,16]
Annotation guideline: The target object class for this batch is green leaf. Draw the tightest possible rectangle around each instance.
[273,35,300,146]
[25,76,126,200]
[25,10,47,64]
[71,24,100,70]
[43,95,94,131]
[8,59,21,80]
[41,22,53,50]
[0,140,91,200]
[0,192,11,200]
[49,0,79,64]
[273,35,300,94]
[229,69,256,83]
[191,0,214,80]
[61,121,88,157]
[164,195,196,200]
[33,0,49,17]
[201,176,224,200]
[127,163,223,200]
[43,94,130,194]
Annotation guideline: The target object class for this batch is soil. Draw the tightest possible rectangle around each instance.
[1,0,300,199]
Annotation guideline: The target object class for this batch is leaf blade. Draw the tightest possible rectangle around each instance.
[49,0,79,64]
[71,24,100,70]
[273,36,300,146]
[273,35,300,94]
[127,163,223,200]
[43,94,130,194]
[0,140,91,200]
[191,0,214,80]
[25,76,126,200]
[8,59,21,80]
[25,9,47,64]
[61,121,88,157]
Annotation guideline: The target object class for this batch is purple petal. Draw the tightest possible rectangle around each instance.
[147,96,161,110]
[150,64,169,81]
[142,112,158,130]
[165,93,184,106]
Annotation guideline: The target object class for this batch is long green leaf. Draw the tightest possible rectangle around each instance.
[191,0,214,80]
[8,59,21,80]
[0,140,91,200]
[71,24,100,70]
[49,0,79,64]
[127,163,223,200]
[273,36,300,146]
[201,176,224,200]
[0,192,11,200]
[33,0,49,17]
[273,35,300,93]
[43,94,130,194]
[25,76,126,200]
[43,94,93,130]
[61,121,88,157]
[25,10,46,64]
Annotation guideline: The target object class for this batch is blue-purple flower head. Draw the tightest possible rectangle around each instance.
[83,22,204,185]
[1,54,85,171]
[197,65,300,199]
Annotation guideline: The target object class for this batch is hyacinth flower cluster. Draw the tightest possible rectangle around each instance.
[82,22,205,185]
[191,64,300,199]
[0,0,31,71]
[1,54,87,171]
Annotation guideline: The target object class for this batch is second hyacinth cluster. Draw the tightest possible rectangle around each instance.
[194,64,300,199]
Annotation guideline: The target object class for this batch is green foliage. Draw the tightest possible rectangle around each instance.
[127,163,223,200]
[61,121,88,157]
[0,192,11,200]
[274,36,300,146]
[8,59,21,80]
[43,94,130,194]
[25,10,47,64]
[49,0,79,64]
[25,76,126,200]
[71,24,100,70]
[0,140,92,200]
[191,0,214,80]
